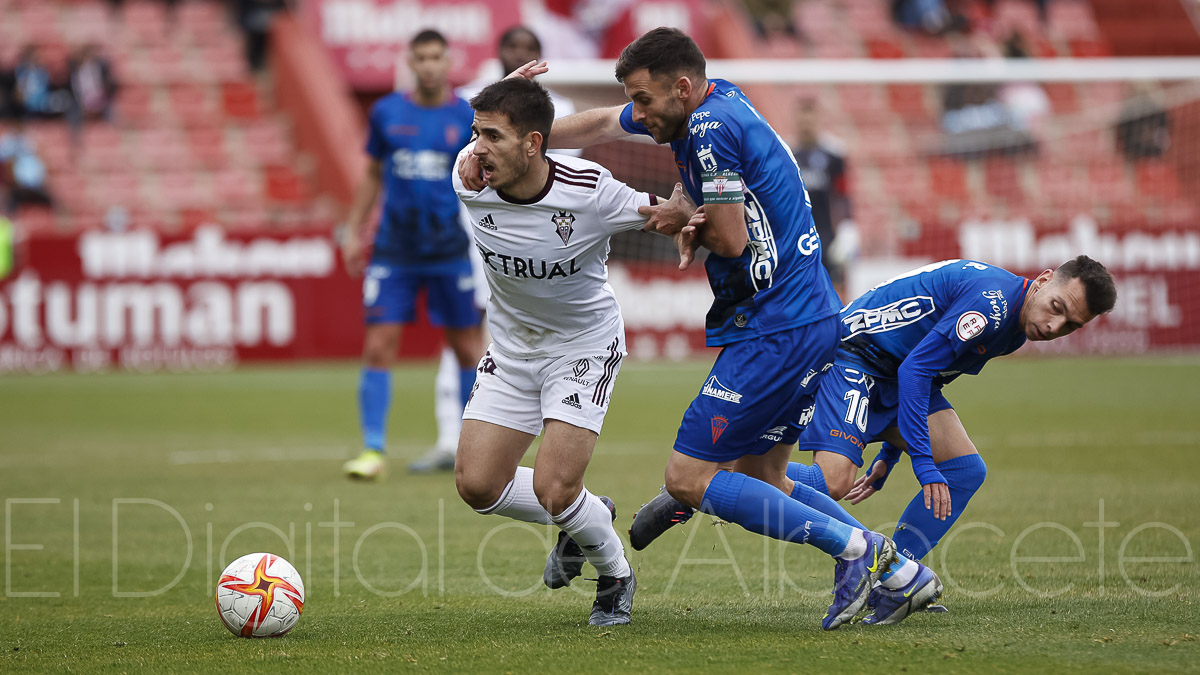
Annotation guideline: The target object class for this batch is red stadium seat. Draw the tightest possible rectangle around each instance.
[928,159,969,203]
[263,165,308,203]
[1135,161,1182,201]
[222,81,261,119]
[983,157,1025,202]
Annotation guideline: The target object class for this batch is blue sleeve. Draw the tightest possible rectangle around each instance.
[869,441,904,491]
[365,103,387,160]
[619,103,651,137]
[896,331,957,486]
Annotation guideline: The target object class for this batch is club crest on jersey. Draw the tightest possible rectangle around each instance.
[702,376,743,403]
[696,144,718,172]
[843,296,936,338]
[711,415,729,443]
[551,211,576,245]
[956,311,987,341]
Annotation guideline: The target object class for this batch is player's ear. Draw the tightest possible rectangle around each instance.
[675,76,691,100]
[527,130,543,157]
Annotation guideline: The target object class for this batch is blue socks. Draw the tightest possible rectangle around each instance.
[700,470,857,557]
[893,454,987,560]
[358,368,391,452]
[786,461,828,494]
[458,366,476,409]
[788,473,865,530]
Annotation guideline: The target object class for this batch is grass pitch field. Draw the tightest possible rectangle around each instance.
[1,356,1198,673]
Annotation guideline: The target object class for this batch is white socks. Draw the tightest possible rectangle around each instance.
[434,347,462,452]
[474,467,553,525]
[837,529,868,560]
[551,489,631,579]
[880,554,920,589]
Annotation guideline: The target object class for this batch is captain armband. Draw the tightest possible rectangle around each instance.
[701,170,744,204]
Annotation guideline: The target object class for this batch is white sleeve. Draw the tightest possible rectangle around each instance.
[452,142,477,198]
[595,167,654,234]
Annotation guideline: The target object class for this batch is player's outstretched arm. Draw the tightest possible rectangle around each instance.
[550,105,629,149]
[340,158,383,277]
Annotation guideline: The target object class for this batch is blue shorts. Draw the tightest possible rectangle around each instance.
[674,316,838,463]
[362,260,480,328]
[794,363,954,466]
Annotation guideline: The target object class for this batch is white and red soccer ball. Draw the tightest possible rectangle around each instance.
[215,553,305,638]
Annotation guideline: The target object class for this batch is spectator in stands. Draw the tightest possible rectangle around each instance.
[0,121,54,215]
[0,65,16,120]
[238,0,289,73]
[69,44,118,123]
[997,33,1049,132]
[13,47,55,119]
[893,0,951,34]
[791,97,849,296]
[743,0,798,38]
[939,31,1035,157]
[1116,82,1171,161]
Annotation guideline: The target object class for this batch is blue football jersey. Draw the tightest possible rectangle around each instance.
[366,92,474,267]
[838,259,1031,383]
[620,79,841,346]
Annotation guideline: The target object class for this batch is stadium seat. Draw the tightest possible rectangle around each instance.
[264,165,308,203]
[222,81,262,119]
[928,158,969,203]
[983,157,1026,202]
[1135,161,1182,201]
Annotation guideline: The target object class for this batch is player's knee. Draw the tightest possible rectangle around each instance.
[532,476,582,517]
[949,453,987,491]
[455,469,504,511]
[663,464,706,510]
[824,469,855,501]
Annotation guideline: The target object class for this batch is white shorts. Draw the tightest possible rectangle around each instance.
[463,338,625,436]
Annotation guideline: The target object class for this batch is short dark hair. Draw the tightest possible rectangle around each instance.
[470,78,555,154]
[410,29,447,50]
[614,27,706,84]
[499,25,541,53]
[1055,255,1117,316]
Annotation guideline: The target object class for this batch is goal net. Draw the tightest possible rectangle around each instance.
[544,58,1200,357]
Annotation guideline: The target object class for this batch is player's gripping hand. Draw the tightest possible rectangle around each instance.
[923,482,952,521]
[845,459,889,505]
[674,222,699,271]
[457,152,486,192]
[638,183,694,236]
[341,231,369,277]
[505,60,549,81]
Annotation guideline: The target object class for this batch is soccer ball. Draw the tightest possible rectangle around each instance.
[215,553,305,638]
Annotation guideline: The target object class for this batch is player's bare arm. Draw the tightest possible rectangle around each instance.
[671,201,748,259]
[341,158,383,277]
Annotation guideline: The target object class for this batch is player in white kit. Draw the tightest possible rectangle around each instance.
[451,76,691,626]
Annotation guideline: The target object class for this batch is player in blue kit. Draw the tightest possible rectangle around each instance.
[341,30,485,480]
[464,28,941,629]
[631,255,1116,624]
[784,256,1116,561]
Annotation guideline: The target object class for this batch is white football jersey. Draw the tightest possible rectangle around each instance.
[453,150,655,358]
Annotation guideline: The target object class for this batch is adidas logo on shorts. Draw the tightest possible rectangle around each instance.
[561,393,582,409]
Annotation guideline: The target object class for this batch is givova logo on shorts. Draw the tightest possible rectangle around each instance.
[842,296,936,338]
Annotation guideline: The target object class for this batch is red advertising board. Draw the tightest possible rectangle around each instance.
[900,215,1200,354]
[297,0,710,92]
[296,0,522,91]
[0,227,443,374]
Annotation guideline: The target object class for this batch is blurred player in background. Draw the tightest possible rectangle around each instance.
[451,76,691,626]
[791,97,850,299]
[474,27,941,629]
[785,257,1116,564]
[340,30,484,480]
[412,25,581,474]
